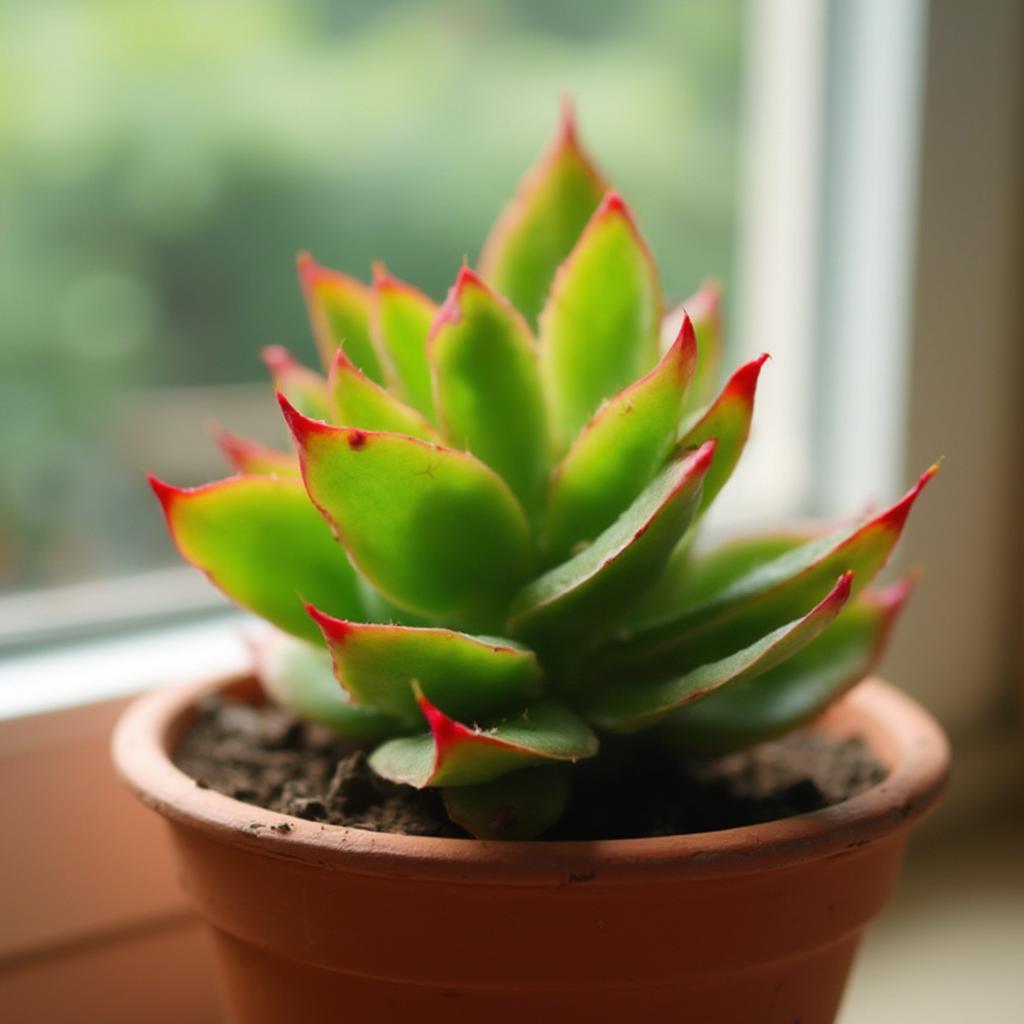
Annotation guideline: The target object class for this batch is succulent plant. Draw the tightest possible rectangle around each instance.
[151,105,936,839]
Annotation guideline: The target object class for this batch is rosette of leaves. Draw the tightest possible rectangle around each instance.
[151,105,936,839]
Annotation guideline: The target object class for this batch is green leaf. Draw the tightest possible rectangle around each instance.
[307,608,543,725]
[369,688,598,788]
[370,263,437,419]
[215,427,299,478]
[587,572,852,733]
[429,267,549,513]
[281,396,534,630]
[479,100,607,326]
[676,352,769,517]
[620,346,769,629]
[659,577,916,754]
[599,465,938,679]
[355,576,436,628]
[252,629,406,744]
[327,346,441,443]
[508,442,715,645]
[297,252,383,381]
[149,475,363,643]
[541,317,697,564]
[662,279,724,415]
[636,526,828,623]
[539,191,662,450]
[262,346,331,421]
[443,766,571,839]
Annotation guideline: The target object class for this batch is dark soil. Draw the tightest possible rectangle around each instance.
[174,696,886,841]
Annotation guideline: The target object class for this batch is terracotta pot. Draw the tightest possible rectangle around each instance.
[113,673,947,1024]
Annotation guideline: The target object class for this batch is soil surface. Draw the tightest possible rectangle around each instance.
[174,695,886,840]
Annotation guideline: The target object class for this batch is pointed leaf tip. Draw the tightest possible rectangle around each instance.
[878,568,920,611]
[861,571,919,639]
[277,389,312,439]
[598,189,626,217]
[658,313,699,385]
[826,570,853,609]
[295,249,316,281]
[479,106,607,326]
[370,260,392,287]
[433,265,487,328]
[557,92,578,147]
[261,344,295,376]
[305,603,356,645]
[329,344,355,373]
[678,312,697,350]
[879,463,939,534]
[214,427,298,478]
[295,251,352,291]
[723,352,769,401]
[691,437,718,471]
[414,682,460,758]
[147,473,181,512]
[455,263,484,292]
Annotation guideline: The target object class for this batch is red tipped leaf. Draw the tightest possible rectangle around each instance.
[599,465,939,679]
[215,427,299,478]
[479,98,608,325]
[370,263,438,419]
[539,190,663,450]
[149,474,363,643]
[587,573,853,733]
[327,346,441,443]
[309,608,542,725]
[368,685,598,788]
[660,575,918,754]
[677,352,769,516]
[280,395,533,631]
[428,266,549,513]
[262,345,331,421]
[661,279,724,413]
[542,317,697,563]
[297,252,383,381]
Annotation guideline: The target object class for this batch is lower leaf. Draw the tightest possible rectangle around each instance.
[369,689,598,788]
[307,609,543,726]
[657,577,915,755]
[252,629,407,745]
[586,572,852,733]
[443,766,571,840]
[149,475,364,643]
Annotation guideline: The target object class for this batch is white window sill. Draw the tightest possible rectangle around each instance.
[839,821,1024,1023]
[0,614,251,722]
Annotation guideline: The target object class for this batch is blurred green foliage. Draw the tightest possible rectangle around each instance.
[0,0,743,590]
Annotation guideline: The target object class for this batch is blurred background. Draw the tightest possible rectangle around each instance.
[0,0,743,593]
[0,1,1021,1022]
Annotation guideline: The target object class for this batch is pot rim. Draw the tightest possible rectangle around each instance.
[113,671,948,884]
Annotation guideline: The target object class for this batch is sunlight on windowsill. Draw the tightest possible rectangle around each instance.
[839,820,1024,1023]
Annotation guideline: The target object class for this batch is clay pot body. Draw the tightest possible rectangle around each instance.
[114,674,947,1024]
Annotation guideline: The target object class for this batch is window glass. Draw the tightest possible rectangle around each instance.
[0,0,745,593]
